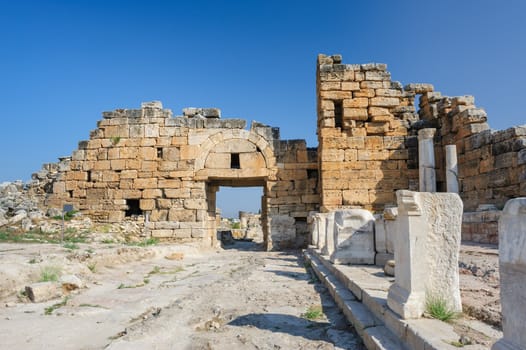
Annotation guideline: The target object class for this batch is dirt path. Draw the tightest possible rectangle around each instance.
[0,241,363,350]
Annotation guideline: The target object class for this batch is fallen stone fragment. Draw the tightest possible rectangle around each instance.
[60,275,84,292]
[384,260,395,277]
[25,282,62,302]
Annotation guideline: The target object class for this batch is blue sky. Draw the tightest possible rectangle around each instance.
[1,1,525,217]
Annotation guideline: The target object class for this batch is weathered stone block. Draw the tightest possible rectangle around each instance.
[330,209,375,265]
[370,97,399,107]
[25,282,61,302]
[168,208,195,222]
[151,229,174,238]
[343,108,368,121]
[492,198,526,350]
[140,199,155,210]
[387,190,463,319]
[343,98,368,108]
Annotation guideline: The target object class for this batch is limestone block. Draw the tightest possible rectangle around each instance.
[375,89,402,97]
[330,209,375,265]
[269,215,296,249]
[365,122,389,135]
[320,81,341,90]
[370,97,399,107]
[342,190,369,206]
[387,190,463,319]
[151,229,174,238]
[173,229,192,239]
[60,275,84,292]
[144,124,159,138]
[205,153,230,169]
[343,108,368,121]
[168,208,195,222]
[343,98,369,108]
[321,212,335,256]
[129,125,144,138]
[184,198,206,210]
[180,145,199,160]
[191,228,207,238]
[25,282,61,302]
[142,189,162,199]
[320,90,352,100]
[316,213,329,250]
[492,198,526,350]
[240,152,266,169]
[134,178,158,189]
[140,199,155,211]
[341,82,360,91]
[403,83,434,94]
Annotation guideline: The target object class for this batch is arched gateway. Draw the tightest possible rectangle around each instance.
[47,102,320,250]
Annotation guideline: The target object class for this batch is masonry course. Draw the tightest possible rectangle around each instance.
[4,53,521,248]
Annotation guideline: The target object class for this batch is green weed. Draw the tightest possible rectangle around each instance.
[39,266,61,282]
[44,297,69,315]
[426,295,459,322]
[302,305,323,320]
[63,242,79,250]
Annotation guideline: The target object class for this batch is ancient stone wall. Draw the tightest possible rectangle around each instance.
[418,93,526,211]
[316,54,420,212]
[46,101,319,250]
[317,53,526,238]
[38,53,526,248]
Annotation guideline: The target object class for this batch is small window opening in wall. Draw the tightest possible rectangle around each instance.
[157,147,163,159]
[307,169,318,179]
[68,190,73,198]
[125,199,142,217]
[334,100,343,128]
[231,153,240,169]
[87,171,91,182]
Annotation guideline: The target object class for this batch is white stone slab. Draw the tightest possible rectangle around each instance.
[330,209,375,265]
[492,198,526,350]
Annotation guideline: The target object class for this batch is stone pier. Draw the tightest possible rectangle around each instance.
[418,128,436,192]
[445,144,459,193]
[387,190,463,319]
[492,198,526,350]
[321,212,335,257]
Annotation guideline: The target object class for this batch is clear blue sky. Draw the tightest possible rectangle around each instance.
[1,1,525,217]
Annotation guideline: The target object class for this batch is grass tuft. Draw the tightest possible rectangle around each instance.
[63,242,79,250]
[426,295,459,322]
[39,266,61,282]
[44,297,69,315]
[302,305,323,320]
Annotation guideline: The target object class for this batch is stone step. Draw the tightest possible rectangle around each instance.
[304,250,406,350]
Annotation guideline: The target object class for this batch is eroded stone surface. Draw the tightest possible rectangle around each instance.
[387,190,463,319]
[492,198,526,350]
[330,209,375,265]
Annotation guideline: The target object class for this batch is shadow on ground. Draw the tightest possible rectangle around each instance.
[229,313,331,341]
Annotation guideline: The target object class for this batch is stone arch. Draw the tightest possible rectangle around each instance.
[194,129,277,180]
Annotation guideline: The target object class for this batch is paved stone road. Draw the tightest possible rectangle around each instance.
[0,241,363,350]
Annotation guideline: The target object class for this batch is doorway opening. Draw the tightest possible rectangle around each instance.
[207,180,267,250]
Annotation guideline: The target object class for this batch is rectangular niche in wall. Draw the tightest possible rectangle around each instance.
[125,199,142,217]
[231,153,240,169]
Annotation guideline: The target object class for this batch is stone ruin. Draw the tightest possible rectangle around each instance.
[0,53,524,253]
[40,102,318,250]
[0,52,525,348]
